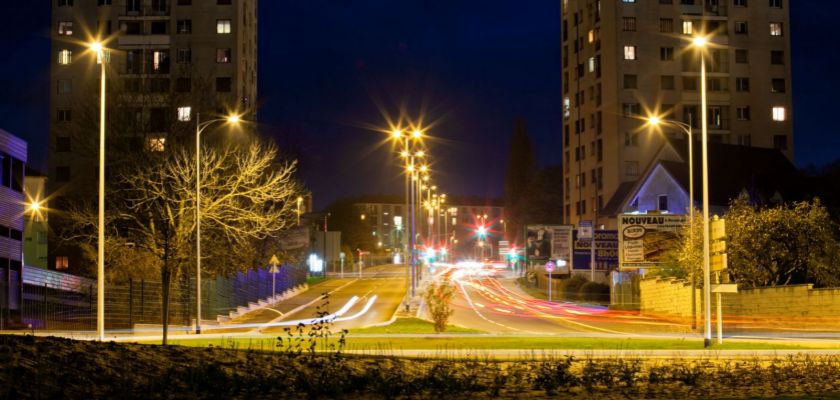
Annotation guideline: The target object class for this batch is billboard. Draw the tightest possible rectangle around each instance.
[572,229,618,270]
[618,214,687,269]
[525,225,573,263]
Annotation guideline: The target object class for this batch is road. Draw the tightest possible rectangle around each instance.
[210,264,407,334]
[439,264,693,336]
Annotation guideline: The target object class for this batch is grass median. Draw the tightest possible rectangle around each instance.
[143,335,840,352]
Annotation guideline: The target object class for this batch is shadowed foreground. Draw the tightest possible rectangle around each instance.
[2,335,840,399]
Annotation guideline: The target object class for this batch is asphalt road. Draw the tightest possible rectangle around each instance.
[441,266,692,336]
[212,264,408,334]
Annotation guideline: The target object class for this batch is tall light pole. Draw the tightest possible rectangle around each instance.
[195,113,240,334]
[392,128,423,298]
[646,115,696,328]
[90,41,107,341]
[696,35,713,348]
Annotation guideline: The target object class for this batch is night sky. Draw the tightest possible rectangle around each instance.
[1,1,838,210]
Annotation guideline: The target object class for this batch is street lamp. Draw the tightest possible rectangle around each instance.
[689,33,713,347]
[88,40,108,341]
[391,127,423,299]
[646,115,697,328]
[195,113,240,334]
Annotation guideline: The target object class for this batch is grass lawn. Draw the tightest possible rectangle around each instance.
[144,335,840,352]
[348,318,484,334]
[305,276,327,286]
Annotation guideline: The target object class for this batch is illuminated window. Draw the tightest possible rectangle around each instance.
[772,107,786,121]
[148,137,166,152]
[623,45,636,60]
[58,49,72,65]
[58,21,73,35]
[177,106,191,122]
[770,22,783,36]
[217,19,231,34]
[56,256,69,270]
[588,29,594,43]
[682,21,693,35]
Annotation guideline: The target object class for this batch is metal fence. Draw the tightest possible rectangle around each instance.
[15,264,307,331]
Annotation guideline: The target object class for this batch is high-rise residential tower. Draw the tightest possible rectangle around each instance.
[562,0,793,227]
[49,0,258,270]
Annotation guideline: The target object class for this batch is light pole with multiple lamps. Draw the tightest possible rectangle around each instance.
[195,113,240,334]
[693,34,713,348]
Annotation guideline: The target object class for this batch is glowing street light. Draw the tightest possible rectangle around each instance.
[88,39,108,342]
[195,112,241,334]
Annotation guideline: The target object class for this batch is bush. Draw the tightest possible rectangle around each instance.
[558,275,589,300]
[423,279,455,332]
[578,281,610,303]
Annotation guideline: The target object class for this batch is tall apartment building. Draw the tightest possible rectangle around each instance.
[562,0,793,228]
[49,0,258,270]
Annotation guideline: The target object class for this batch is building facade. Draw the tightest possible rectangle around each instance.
[0,129,28,325]
[24,172,49,269]
[49,0,258,270]
[562,0,793,228]
[355,198,506,259]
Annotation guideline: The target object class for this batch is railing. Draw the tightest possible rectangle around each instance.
[16,263,308,331]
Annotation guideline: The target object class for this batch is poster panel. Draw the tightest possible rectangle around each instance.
[618,214,687,269]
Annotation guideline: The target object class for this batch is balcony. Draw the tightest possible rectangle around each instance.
[681,3,727,17]
[117,35,170,47]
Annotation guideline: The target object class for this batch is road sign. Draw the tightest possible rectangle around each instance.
[711,241,726,254]
[712,283,738,293]
[711,253,728,272]
[578,220,593,239]
[544,261,556,273]
[269,254,280,273]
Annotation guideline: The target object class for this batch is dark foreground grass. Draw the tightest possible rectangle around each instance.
[5,335,840,399]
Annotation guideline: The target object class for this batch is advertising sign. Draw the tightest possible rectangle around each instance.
[572,229,618,270]
[618,214,687,269]
[525,225,573,263]
[279,226,309,250]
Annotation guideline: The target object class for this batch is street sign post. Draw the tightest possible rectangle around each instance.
[545,261,556,302]
[579,221,595,281]
[710,215,728,344]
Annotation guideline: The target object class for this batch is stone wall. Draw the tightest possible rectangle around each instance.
[640,277,840,330]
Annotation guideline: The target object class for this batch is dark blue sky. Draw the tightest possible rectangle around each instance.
[1,1,838,209]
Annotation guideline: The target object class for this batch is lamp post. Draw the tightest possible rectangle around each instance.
[646,115,696,329]
[694,35,713,348]
[392,128,423,298]
[89,41,107,341]
[195,113,239,334]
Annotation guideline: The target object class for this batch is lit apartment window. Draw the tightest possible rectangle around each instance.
[623,45,636,60]
[770,22,783,36]
[216,48,232,63]
[58,21,73,35]
[587,57,595,72]
[682,21,693,35]
[772,106,786,121]
[55,256,69,270]
[588,29,595,43]
[217,19,231,34]
[58,49,72,65]
[177,106,192,122]
[152,50,168,71]
[148,138,166,152]
[622,0,636,3]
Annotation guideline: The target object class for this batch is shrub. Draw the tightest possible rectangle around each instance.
[558,275,589,300]
[578,281,610,303]
[424,279,456,332]
[533,357,577,395]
